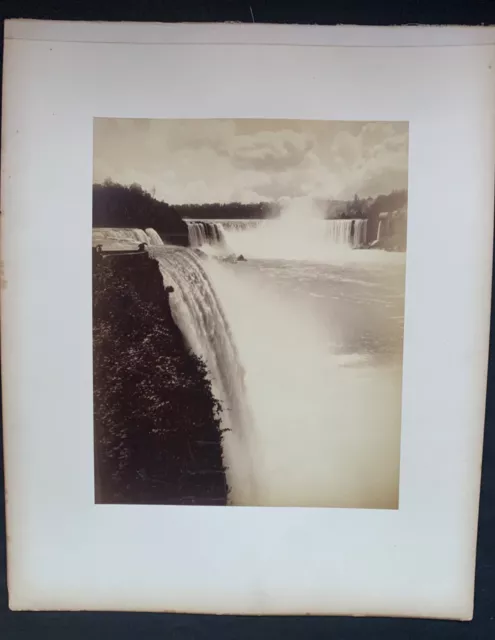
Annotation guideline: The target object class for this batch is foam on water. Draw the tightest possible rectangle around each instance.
[204,255,402,509]
[149,246,258,505]
[94,218,404,508]
[92,227,164,249]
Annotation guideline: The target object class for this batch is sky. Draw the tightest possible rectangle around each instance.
[93,118,408,205]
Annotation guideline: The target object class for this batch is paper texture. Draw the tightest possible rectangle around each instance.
[1,20,494,618]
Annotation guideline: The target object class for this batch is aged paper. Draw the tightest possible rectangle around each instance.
[1,20,494,618]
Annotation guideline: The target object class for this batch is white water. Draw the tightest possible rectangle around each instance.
[92,227,164,249]
[186,196,369,263]
[203,256,403,509]
[185,194,375,263]
[149,240,403,509]
[219,217,407,266]
[187,218,368,258]
[220,216,371,262]
[149,246,258,505]
[376,220,383,242]
[185,220,227,250]
[94,218,404,509]
[145,228,165,246]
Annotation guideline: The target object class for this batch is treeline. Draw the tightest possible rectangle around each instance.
[327,189,408,221]
[362,189,408,247]
[176,201,278,220]
[93,181,189,245]
[93,180,407,248]
[327,189,408,247]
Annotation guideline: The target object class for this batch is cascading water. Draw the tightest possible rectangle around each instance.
[93,215,403,508]
[145,227,165,245]
[325,219,368,248]
[202,252,403,509]
[376,221,383,243]
[217,218,368,261]
[92,226,257,502]
[185,220,227,250]
[353,219,368,247]
[149,246,258,505]
[194,197,369,261]
[92,227,164,249]
[185,216,367,258]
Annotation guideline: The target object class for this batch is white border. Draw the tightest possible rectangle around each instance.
[6,20,495,47]
[2,21,494,618]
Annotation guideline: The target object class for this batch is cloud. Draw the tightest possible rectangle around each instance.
[93,119,408,204]
[320,123,409,198]
[229,130,314,172]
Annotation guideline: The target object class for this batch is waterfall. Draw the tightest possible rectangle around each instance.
[184,218,367,258]
[144,228,165,245]
[326,219,352,246]
[353,219,368,247]
[214,218,368,261]
[149,246,258,505]
[315,219,368,248]
[92,227,164,250]
[376,221,383,242]
[185,220,227,249]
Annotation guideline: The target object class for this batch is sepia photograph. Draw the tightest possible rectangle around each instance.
[92,118,408,509]
[4,20,494,619]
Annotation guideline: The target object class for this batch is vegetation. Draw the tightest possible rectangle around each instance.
[93,179,407,250]
[361,190,408,248]
[325,189,407,219]
[175,201,278,220]
[93,251,228,505]
[93,181,189,245]
[324,190,408,249]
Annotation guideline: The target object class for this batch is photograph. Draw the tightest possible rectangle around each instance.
[92,118,408,509]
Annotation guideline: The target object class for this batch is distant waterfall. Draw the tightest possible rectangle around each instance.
[185,220,227,249]
[207,218,368,261]
[185,218,367,256]
[149,246,257,505]
[92,227,164,249]
[376,221,383,242]
[326,219,368,248]
[353,219,368,248]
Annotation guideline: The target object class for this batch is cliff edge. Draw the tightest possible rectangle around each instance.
[93,251,228,505]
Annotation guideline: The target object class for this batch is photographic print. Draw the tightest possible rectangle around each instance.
[92,118,408,509]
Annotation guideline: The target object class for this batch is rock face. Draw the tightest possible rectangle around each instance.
[93,251,228,505]
[369,207,407,251]
[364,191,408,246]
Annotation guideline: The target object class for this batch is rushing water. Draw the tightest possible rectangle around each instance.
[150,246,258,505]
[92,227,164,249]
[185,220,227,249]
[186,217,368,259]
[203,253,404,509]
[94,216,405,509]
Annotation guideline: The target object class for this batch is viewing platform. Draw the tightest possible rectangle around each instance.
[93,243,149,258]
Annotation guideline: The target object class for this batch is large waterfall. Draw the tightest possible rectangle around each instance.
[185,218,367,259]
[149,246,258,505]
[92,226,257,503]
[93,220,403,508]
